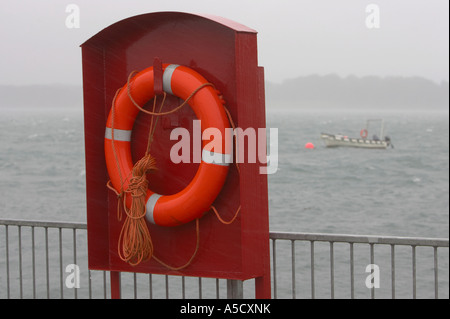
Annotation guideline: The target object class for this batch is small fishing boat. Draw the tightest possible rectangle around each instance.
[320,119,392,149]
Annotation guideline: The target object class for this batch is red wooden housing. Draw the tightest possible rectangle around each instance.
[81,12,270,298]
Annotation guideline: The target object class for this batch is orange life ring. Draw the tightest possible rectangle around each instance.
[104,64,231,227]
[360,129,368,139]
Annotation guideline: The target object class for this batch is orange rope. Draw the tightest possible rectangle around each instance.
[117,154,157,266]
[210,205,241,225]
[152,219,200,271]
[209,103,242,225]
[126,70,215,117]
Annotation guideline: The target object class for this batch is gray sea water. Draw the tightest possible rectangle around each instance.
[268,109,449,239]
[0,106,448,298]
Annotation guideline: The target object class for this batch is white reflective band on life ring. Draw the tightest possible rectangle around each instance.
[145,193,162,224]
[105,127,132,142]
[201,149,231,166]
[162,64,180,95]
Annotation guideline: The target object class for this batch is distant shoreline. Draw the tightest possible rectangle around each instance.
[266,74,448,112]
[1,74,448,111]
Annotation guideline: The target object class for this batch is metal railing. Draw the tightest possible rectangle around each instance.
[270,231,449,299]
[1,219,448,299]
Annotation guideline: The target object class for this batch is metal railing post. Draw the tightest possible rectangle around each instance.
[227,279,243,299]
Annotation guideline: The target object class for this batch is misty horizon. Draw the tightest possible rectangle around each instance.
[0,72,448,112]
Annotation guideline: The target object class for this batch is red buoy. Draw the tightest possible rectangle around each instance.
[305,142,315,149]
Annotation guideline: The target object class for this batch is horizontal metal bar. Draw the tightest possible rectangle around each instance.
[269,231,449,247]
[1,219,448,247]
[0,219,87,230]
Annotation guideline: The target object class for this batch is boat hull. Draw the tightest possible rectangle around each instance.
[320,133,388,149]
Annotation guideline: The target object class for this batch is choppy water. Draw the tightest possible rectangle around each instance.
[0,107,87,222]
[268,109,449,238]
[0,106,448,298]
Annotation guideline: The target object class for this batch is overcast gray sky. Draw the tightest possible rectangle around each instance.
[0,0,448,86]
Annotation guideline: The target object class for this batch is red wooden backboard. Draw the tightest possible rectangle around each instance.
[81,12,270,297]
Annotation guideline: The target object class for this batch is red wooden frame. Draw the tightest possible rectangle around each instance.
[81,12,270,298]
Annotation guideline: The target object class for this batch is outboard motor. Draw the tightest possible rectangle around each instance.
[385,136,393,148]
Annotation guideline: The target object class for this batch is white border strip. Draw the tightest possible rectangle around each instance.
[162,64,180,95]
[105,127,132,142]
[202,149,231,166]
[145,193,162,224]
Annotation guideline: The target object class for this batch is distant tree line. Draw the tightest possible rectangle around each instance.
[265,75,449,111]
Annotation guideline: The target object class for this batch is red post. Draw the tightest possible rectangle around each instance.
[110,271,121,299]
